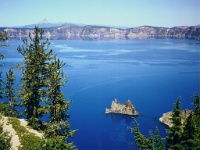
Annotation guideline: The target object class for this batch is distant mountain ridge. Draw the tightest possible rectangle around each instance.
[0,21,199,40]
[0,19,87,29]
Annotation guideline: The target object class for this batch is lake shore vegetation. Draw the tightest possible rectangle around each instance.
[130,93,200,149]
[0,27,76,149]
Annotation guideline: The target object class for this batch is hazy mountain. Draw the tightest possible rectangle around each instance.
[3,19,79,28]
[21,19,66,28]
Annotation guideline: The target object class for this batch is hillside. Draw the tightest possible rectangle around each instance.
[0,115,43,150]
[0,25,199,40]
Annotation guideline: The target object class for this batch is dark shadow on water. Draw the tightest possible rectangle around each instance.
[106,113,138,124]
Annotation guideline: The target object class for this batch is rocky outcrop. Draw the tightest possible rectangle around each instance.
[0,25,199,40]
[0,115,43,150]
[105,99,139,115]
[159,109,191,127]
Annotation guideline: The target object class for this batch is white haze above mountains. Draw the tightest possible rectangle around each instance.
[0,19,131,29]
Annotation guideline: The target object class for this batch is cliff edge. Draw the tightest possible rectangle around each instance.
[1,25,199,40]
[159,109,190,127]
[105,99,139,115]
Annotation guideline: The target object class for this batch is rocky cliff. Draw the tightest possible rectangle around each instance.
[105,99,139,115]
[0,25,199,40]
[159,109,191,127]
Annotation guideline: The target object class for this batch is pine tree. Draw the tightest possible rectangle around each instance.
[131,95,200,150]
[130,118,165,150]
[192,93,200,116]
[44,57,76,147]
[3,68,18,117]
[166,97,183,149]
[0,72,3,99]
[181,93,200,149]
[130,118,150,149]
[17,27,53,128]
[0,31,9,46]
[0,32,5,99]
[155,127,164,150]
[17,27,76,148]
[146,130,155,150]
[46,57,68,124]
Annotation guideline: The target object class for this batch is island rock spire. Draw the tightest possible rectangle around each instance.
[105,99,139,115]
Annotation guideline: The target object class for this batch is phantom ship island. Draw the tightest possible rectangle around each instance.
[105,99,139,115]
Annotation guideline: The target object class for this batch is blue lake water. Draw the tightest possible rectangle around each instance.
[1,39,200,149]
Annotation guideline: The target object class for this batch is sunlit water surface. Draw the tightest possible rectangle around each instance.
[1,39,199,149]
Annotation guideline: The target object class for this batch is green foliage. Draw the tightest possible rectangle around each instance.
[130,118,160,150]
[0,102,9,115]
[131,93,200,150]
[166,97,183,149]
[36,136,76,150]
[46,57,67,123]
[0,121,11,150]
[0,53,4,99]
[155,127,165,150]
[44,57,76,139]
[180,93,200,150]
[8,117,43,149]
[0,31,9,41]
[45,120,76,139]
[17,26,53,128]
[146,130,154,149]
[20,133,42,150]
[0,31,9,46]
[3,68,19,117]
[0,72,3,99]
[16,27,76,148]
[8,117,27,137]
[0,102,18,117]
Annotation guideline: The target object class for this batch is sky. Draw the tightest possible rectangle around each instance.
[0,0,199,27]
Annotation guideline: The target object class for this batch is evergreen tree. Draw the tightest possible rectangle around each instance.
[44,57,76,147]
[131,118,165,150]
[155,127,164,150]
[17,27,53,128]
[192,92,200,116]
[0,72,3,99]
[46,57,68,124]
[3,68,18,117]
[131,95,200,150]
[0,31,9,46]
[0,122,11,150]
[181,93,200,149]
[130,118,152,149]
[0,32,5,99]
[17,27,76,148]
[146,130,155,150]
[165,97,183,149]
[0,31,8,41]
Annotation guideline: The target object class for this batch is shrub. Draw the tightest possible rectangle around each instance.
[20,133,42,150]
[0,117,11,150]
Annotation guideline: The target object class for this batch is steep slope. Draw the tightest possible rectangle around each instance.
[0,25,199,40]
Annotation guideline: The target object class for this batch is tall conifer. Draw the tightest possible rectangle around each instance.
[155,127,164,150]
[45,57,75,144]
[165,98,183,149]
[181,93,200,149]
[3,68,18,117]
[0,34,5,99]
[17,27,53,128]
[0,72,3,100]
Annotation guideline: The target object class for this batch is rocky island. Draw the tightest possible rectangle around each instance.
[105,99,139,115]
[159,109,190,127]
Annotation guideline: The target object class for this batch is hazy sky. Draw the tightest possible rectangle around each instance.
[0,0,199,27]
